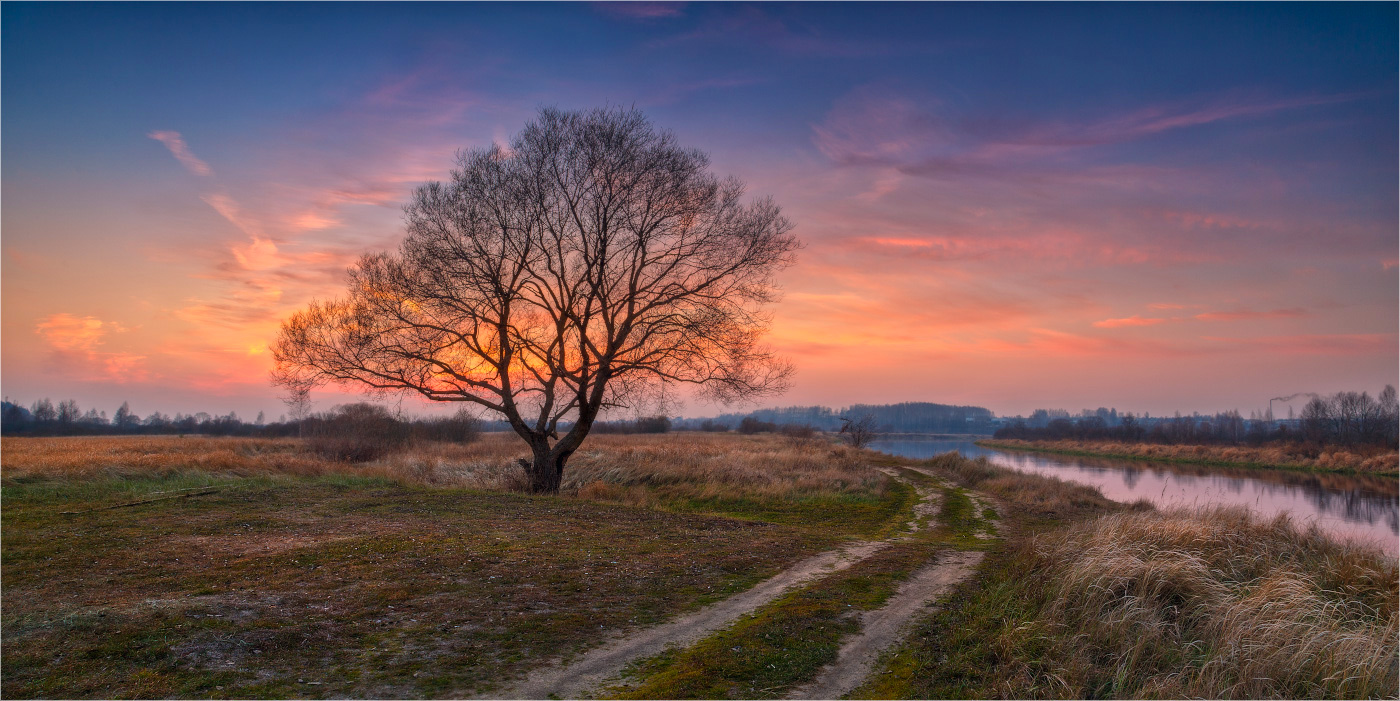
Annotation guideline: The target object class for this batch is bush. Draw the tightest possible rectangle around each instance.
[738,416,778,434]
[698,419,729,432]
[633,416,672,434]
[304,403,411,462]
[410,408,483,444]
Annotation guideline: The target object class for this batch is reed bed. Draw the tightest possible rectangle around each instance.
[1017,506,1398,698]
[988,438,1399,473]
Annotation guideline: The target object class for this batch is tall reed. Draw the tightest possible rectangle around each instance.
[1022,506,1398,698]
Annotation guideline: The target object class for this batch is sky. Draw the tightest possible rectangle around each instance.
[3,2,1396,421]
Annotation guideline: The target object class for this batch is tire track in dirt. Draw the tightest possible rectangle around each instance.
[481,472,942,700]
[784,549,985,700]
[787,465,997,700]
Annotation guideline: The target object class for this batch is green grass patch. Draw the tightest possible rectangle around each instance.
[653,478,918,541]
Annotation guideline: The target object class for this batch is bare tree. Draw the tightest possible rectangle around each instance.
[274,107,798,492]
[282,386,313,438]
[839,414,877,449]
[57,399,81,426]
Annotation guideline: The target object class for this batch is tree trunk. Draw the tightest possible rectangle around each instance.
[522,442,572,494]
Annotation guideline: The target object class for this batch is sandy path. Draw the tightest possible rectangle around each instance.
[483,473,942,700]
[785,549,985,700]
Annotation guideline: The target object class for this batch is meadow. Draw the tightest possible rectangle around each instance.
[2,433,1395,699]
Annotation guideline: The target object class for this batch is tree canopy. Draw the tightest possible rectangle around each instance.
[273,107,799,491]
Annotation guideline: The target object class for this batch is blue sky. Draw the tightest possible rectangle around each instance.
[3,2,1396,419]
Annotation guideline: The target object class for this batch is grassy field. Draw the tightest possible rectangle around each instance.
[980,438,1400,475]
[1,433,909,699]
[4,434,1395,699]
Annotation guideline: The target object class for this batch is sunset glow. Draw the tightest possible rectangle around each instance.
[3,2,1395,419]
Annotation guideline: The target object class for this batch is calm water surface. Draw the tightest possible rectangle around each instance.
[870,438,1399,554]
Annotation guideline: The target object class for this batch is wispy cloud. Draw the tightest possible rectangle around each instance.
[593,2,686,20]
[1094,316,1168,328]
[148,130,213,176]
[1195,308,1306,322]
[1201,333,1394,355]
[813,86,1368,175]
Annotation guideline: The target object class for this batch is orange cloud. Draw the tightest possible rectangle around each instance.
[34,313,148,382]
[1093,315,1168,328]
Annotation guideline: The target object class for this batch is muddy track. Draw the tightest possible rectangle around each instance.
[482,472,942,700]
[785,550,985,700]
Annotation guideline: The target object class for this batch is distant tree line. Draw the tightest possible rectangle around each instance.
[587,416,673,434]
[995,386,1398,449]
[680,401,995,434]
[1,397,481,447]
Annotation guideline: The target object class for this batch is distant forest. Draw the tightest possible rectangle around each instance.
[676,402,996,435]
[1,398,996,437]
[995,386,1399,449]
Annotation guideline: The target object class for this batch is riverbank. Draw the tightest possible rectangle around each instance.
[862,452,1399,699]
[978,438,1399,476]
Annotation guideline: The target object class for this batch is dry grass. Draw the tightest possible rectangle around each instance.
[1,436,356,480]
[1014,507,1398,698]
[986,438,1400,473]
[3,433,876,493]
[3,434,895,535]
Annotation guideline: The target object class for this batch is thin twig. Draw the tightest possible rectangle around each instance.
[60,489,221,515]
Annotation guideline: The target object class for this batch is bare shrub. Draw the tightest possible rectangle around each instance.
[304,403,410,463]
[839,414,876,448]
[409,408,482,444]
[777,423,819,447]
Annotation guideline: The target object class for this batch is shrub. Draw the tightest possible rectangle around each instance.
[738,416,778,434]
[304,403,410,462]
[410,408,483,444]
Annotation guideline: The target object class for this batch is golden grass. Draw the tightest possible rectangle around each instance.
[988,438,1400,473]
[0,435,356,480]
[1024,506,1399,698]
[2,432,885,503]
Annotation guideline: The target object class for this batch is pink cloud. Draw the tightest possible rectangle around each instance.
[148,130,213,176]
[1201,333,1394,355]
[1194,308,1305,322]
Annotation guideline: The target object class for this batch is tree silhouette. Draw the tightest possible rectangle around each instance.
[274,107,798,492]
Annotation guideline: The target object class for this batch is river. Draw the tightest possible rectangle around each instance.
[869,437,1399,554]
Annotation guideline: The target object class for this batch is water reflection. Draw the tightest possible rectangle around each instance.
[870,438,1399,553]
